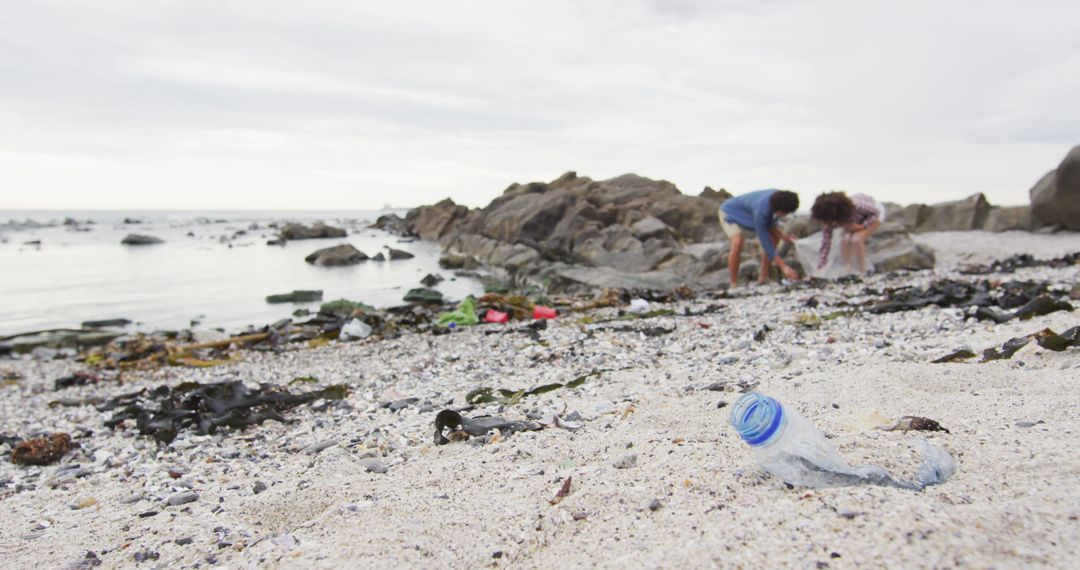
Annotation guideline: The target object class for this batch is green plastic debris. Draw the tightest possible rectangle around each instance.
[436,297,479,328]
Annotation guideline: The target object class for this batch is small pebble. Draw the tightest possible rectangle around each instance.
[166,492,198,506]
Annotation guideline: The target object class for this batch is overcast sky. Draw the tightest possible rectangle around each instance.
[1,0,1077,211]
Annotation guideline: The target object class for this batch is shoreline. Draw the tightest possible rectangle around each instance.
[1,236,1078,567]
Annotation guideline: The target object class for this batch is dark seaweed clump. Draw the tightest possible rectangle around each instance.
[101,381,348,444]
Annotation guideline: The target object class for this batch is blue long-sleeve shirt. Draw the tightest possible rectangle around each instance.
[720,189,782,261]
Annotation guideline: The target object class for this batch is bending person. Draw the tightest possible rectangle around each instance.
[719,189,800,288]
[810,192,883,274]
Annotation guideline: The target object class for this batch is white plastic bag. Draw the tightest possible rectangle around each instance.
[340,318,372,340]
[794,231,859,279]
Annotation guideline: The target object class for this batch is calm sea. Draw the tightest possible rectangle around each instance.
[0,210,484,336]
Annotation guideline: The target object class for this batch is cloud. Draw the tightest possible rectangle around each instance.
[1,0,1077,210]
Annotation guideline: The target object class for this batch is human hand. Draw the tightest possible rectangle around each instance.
[784,233,797,243]
[782,265,799,280]
[846,223,864,233]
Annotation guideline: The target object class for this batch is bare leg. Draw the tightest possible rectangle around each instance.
[728,234,744,288]
[853,221,881,273]
[757,233,778,285]
[840,232,854,268]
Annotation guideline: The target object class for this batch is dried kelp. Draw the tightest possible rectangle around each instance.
[959,252,1080,275]
[465,369,606,406]
[869,279,1070,321]
[433,410,540,445]
[878,416,950,433]
[11,433,72,465]
[933,326,1080,364]
[101,381,348,443]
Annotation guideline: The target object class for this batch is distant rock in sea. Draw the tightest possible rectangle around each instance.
[304,244,368,266]
[121,234,164,245]
[279,222,347,240]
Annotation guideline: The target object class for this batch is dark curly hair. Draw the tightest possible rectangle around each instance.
[811,192,854,225]
[768,190,799,214]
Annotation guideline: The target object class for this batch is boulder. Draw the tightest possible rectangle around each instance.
[370,214,411,237]
[121,234,163,245]
[404,198,473,241]
[914,193,991,232]
[630,216,675,241]
[402,288,444,305]
[699,186,733,203]
[869,230,936,272]
[81,318,132,328]
[280,223,347,240]
[304,244,368,266]
[266,290,323,304]
[982,205,1034,232]
[386,248,414,260]
[420,273,444,287]
[439,254,480,270]
[544,264,695,294]
[371,252,386,261]
[1030,145,1080,230]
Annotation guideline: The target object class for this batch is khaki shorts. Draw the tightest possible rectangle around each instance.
[719,213,748,238]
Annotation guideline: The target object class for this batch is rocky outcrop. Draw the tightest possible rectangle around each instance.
[982,206,1034,232]
[304,244,368,266]
[868,226,936,272]
[370,214,412,237]
[404,198,473,242]
[280,223,347,240]
[121,234,163,245]
[406,172,951,292]
[1030,145,1080,231]
[884,193,1036,233]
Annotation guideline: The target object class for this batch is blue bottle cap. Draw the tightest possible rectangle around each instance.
[730,392,784,446]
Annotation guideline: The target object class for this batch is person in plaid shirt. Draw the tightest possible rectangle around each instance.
[810,192,884,274]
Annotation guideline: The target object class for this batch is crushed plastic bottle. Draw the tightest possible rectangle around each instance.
[729,392,955,490]
[339,318,372,340]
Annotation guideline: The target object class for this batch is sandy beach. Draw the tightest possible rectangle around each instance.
[0,230,1077,568]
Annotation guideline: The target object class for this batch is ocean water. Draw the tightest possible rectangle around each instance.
[0,210,485,336]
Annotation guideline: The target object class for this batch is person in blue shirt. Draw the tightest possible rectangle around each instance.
[719,189,800,287]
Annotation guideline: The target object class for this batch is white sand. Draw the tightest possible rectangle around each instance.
[1,232,1078,569]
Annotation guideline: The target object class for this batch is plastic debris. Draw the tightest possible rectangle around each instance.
[533,305,557,320]
[339,319,373,340]
[436,297,479,328]
[483,309,509,324]
[730,392,954,490]
[628,298,650,314]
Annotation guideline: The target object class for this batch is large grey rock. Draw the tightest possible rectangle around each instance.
[545,264,694,294]
[370,214,411,236]
[914,193,991,232]
[304,244,368,266]
[404,198,473,241]
[869,229,936,272]
[1030,146,1080,230]
[982,205,1034,232]
[280,222,347,240]
[121,234,163,245]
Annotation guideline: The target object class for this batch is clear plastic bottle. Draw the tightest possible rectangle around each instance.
[729,392,954,490]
